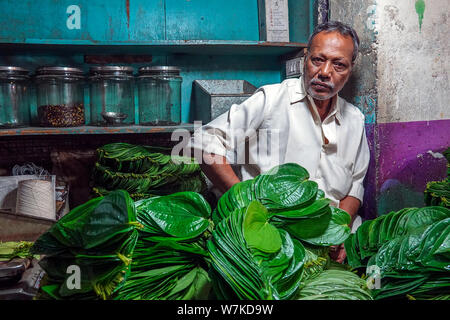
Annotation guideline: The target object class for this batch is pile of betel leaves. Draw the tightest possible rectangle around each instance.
[424,147,450,208]
[31,163,375,300]
[343,146,450,300]
[345,206,450,300]
[30,161,449,300]
[92,143,206,200]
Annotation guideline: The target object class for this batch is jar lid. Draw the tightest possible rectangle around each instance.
[138,66,181,76]
[0,66,30,74]
[90,66,134,74]
[36,66,84,76]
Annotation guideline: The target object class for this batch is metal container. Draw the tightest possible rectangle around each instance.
[89,66,135,126]
[192,80,257,123]
[35,66,85,127]
[0,66,31,128]
[137,66,182,126]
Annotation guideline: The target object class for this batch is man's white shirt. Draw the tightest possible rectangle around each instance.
[189,76,370,212]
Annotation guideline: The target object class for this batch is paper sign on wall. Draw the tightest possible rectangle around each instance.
[260,0,290,42]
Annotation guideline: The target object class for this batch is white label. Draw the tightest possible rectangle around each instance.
[265,0,289,42]
[66,5,81,30]
[286,57,304,78]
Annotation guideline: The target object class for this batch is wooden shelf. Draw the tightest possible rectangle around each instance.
[0,40,307,56]
[0,124,195,136]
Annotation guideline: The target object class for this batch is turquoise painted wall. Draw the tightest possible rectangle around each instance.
[0,0,314,123]
[0,0,261,43]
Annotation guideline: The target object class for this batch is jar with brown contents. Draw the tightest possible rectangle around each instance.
[37,103,85,127]
[35,66,85,127]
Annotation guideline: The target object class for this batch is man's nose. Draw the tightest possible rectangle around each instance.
[318,61,332,79]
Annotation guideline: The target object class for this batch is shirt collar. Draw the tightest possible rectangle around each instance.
[290,76,343,125]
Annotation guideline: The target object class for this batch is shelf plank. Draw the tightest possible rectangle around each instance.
[0,124,195,136]
[0,40,307,56]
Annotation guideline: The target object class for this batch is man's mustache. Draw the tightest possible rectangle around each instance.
[309,79,334,90]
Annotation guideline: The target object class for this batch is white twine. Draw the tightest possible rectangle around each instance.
[15,179,55,220]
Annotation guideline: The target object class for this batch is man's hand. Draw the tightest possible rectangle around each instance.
[329,243,346,263]
[330,195,361,263]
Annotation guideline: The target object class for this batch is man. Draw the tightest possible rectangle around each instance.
[189,21,370,263]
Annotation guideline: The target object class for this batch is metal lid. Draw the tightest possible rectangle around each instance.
[0,66,30,74]
[138,66,181,76]
[35,66,84,76]
[89,66,134,74]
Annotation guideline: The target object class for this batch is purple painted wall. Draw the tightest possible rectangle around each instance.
[361,119,449,219]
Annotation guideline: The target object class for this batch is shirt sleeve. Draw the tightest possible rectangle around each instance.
[188,89,268,159]
[347,125,370,205]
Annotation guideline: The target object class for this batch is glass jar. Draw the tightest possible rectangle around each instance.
[0,66,31,128]
[137,66,182,126]
[89,66,135,126]
[35,66,85,127]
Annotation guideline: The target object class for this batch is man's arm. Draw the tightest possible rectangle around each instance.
[200,153,240,194]
[339,195,361,225]
[189,90,268,193]
[331,124,370,263]
[330,195,361,263]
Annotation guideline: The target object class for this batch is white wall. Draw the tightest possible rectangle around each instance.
[376,0,450,123]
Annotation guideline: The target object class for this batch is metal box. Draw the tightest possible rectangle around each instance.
[193,80,257,123]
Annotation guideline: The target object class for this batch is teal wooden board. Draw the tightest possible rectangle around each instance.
[289,0,316,43]
[0,0,261,43]
[0,0,162,43]
[165,0,259,40]
[0,41,306,57]
[0,124,195,136]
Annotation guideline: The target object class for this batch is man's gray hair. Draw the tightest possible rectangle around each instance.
[307,21,360,62]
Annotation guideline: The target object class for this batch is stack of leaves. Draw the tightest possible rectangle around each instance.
[208,201,306,300]
[207,163,369,300]
[297,269,373,300]
[0,241,37,262]
[424,147,450,208]
[92,143,206,200]
[344,206,450,299]
[114,192,212,300]
[32,190,214,300]
[31,190,140,300]
[214,163,352,247]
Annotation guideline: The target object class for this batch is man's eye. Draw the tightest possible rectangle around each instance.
[334,63,346,70]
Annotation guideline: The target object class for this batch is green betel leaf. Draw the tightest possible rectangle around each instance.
[136,191,211,238]
[299,207,351,246]
[255,163,316,211]
[82,190,137,249]
[416,218,450,271]
[402,206,450,235]
[46,197,104,249]
[271,198,331,219]
[282,206,332,240]
[33,191,136,252]
[243,201,282,253]
[297,270,373,300]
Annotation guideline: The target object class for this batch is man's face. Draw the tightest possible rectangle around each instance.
[304,31,354,101]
